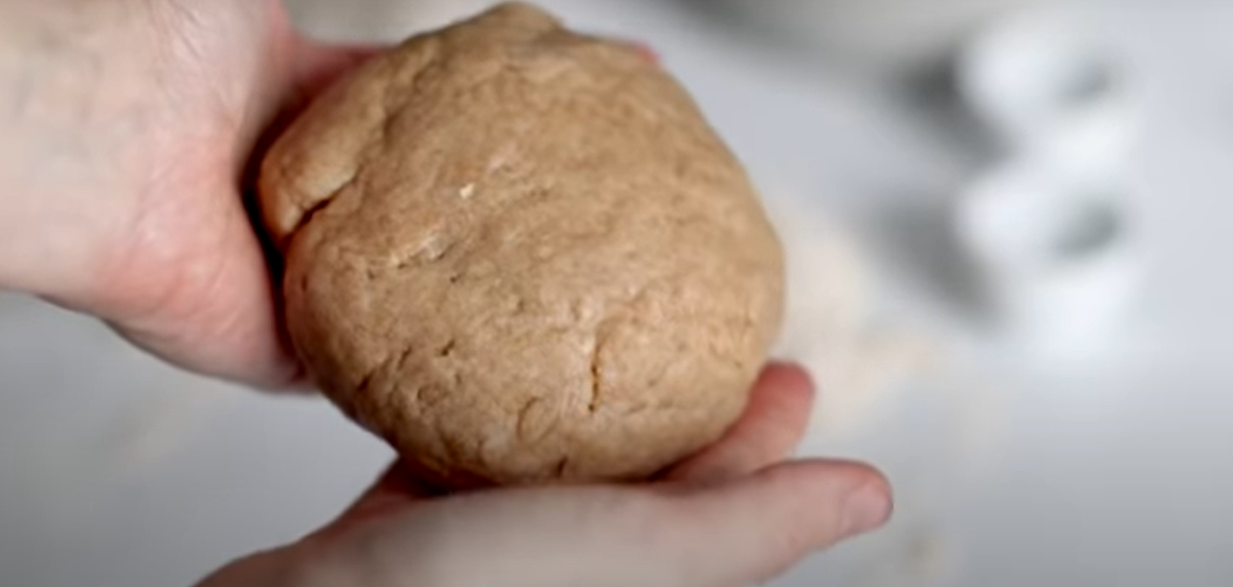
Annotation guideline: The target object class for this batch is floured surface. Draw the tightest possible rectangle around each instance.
[765,188,938,442]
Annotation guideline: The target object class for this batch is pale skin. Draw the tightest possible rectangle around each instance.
[0,2,893,586]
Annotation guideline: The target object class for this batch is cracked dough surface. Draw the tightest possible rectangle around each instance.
[259,2,784,487]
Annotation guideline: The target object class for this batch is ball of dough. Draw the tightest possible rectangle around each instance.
[259,2,784,487]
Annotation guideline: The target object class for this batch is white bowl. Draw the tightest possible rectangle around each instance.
[957,6,1140,148]
[955,160,1142,352]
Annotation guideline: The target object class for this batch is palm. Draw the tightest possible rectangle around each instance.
[92,0,374,387]
[197,365,892,587]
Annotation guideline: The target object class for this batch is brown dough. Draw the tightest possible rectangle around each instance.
[259,2,784,487]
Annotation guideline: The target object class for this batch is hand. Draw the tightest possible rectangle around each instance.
[0,0,379,387]
[195,364,893,587]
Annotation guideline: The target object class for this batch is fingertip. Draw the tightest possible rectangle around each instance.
[754,362,815,404]
[741,460,892,583]
[842,474,895,539]
[632,42,659,65]
[738,362,814,431]
[741,459,893,560]
[762,460,893,541]
[654,459,892,586]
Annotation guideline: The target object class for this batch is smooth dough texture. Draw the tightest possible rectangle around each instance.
[259,2,784,487]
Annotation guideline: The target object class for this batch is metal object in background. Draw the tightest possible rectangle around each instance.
[698,0,1049,74]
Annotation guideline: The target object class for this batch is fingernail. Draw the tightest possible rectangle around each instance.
[841,483,892,537]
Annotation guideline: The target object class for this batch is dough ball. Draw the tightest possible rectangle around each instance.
[259,2,784,487]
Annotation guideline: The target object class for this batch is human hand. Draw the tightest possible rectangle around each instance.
[0,0,379,387]
[195,364,893,587]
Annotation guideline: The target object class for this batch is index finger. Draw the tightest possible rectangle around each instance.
[664,363,816,484]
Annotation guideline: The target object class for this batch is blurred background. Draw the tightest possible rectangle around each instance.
[3,1,1232,586]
